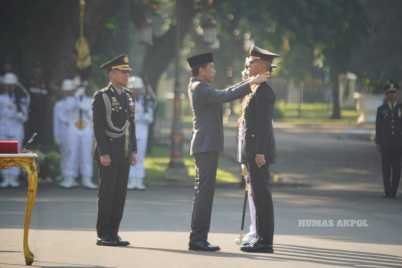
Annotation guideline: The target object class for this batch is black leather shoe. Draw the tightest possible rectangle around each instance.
[96,237,118,247]
[189,240,220,252]
[115,236,130,247]
[240,239,273,253]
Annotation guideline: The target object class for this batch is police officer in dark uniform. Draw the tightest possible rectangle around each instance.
[239,45,279,253]
[25,62,50,145]
[375,82,402,199]
[93,55,137,246]
[187,52,268,251]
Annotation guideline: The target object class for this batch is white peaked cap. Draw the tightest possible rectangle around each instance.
[3,72,18,85]
[62,79,75,91]
[127,76,144,89]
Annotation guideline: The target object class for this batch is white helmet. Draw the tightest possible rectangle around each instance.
[61,79,75,91]
[3,72,18,85]
[127,76,144,89]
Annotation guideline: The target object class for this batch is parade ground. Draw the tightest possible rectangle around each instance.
[2,1,402,267]
[1,126,402,268]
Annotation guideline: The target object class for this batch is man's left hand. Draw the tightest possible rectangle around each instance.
[255,154,266,167]
[131,153,137,166]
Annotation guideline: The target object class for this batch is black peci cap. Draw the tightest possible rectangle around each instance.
[187,53,214,69]
[100,54,132,71]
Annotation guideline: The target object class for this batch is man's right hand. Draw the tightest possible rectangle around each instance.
[249,72,270,86]
[100,154,111,166]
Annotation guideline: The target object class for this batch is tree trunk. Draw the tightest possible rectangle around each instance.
[140,0,196,92]
[330,68,341,119]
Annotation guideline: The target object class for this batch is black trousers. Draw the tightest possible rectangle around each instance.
[190,152,219,242]
[381,147,402,197]
[247,159,274,245]
[96,139,130,239]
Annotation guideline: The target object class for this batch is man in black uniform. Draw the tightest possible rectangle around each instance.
[375,82,402,199]
[187,53,268,251]
[93,55,137,246]
[25,62,50,145]
[239,45,279,253]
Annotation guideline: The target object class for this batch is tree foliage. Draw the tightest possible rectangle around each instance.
[2,0,400,118]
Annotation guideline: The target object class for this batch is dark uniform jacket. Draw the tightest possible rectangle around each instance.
[92,84,137,157]
[375,102,402,149]
[188,77,250,156]
[26,83,50,144]
[240,82,276,163]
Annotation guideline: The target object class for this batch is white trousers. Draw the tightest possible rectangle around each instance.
[1,127,24,179]
[129,127,149,179]
[62,128,93,178]
[248,186,257,235]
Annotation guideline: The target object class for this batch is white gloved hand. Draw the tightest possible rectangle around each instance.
[75,87,85,97]
[79,101,87,110]
[16,112,26,122]
[79,98,91,111]
[144,112,153,124]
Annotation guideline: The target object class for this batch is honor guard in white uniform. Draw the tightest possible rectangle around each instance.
[0,73,29,188]
[69,78,97,189]
[54,79,96,189]
[54,79,77,187]
[127,76,154,190]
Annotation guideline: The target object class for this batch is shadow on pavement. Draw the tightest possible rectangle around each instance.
[127,244,402,268]
[0,261,114,268]
[0,250,21,253]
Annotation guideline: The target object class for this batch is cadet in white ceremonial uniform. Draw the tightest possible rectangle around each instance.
[54,79,76,187]
[0,73,29,188]
[54,79,96,189]
[238,61,257,245]
[69,78,97,189]
[127,76,154,190]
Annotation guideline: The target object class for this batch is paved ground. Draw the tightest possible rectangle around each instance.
[1,125,402,268]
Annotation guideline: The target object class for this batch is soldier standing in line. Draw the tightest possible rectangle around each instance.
[375,82,402,199]
[93,55,137,247]
[54,79,77,188]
